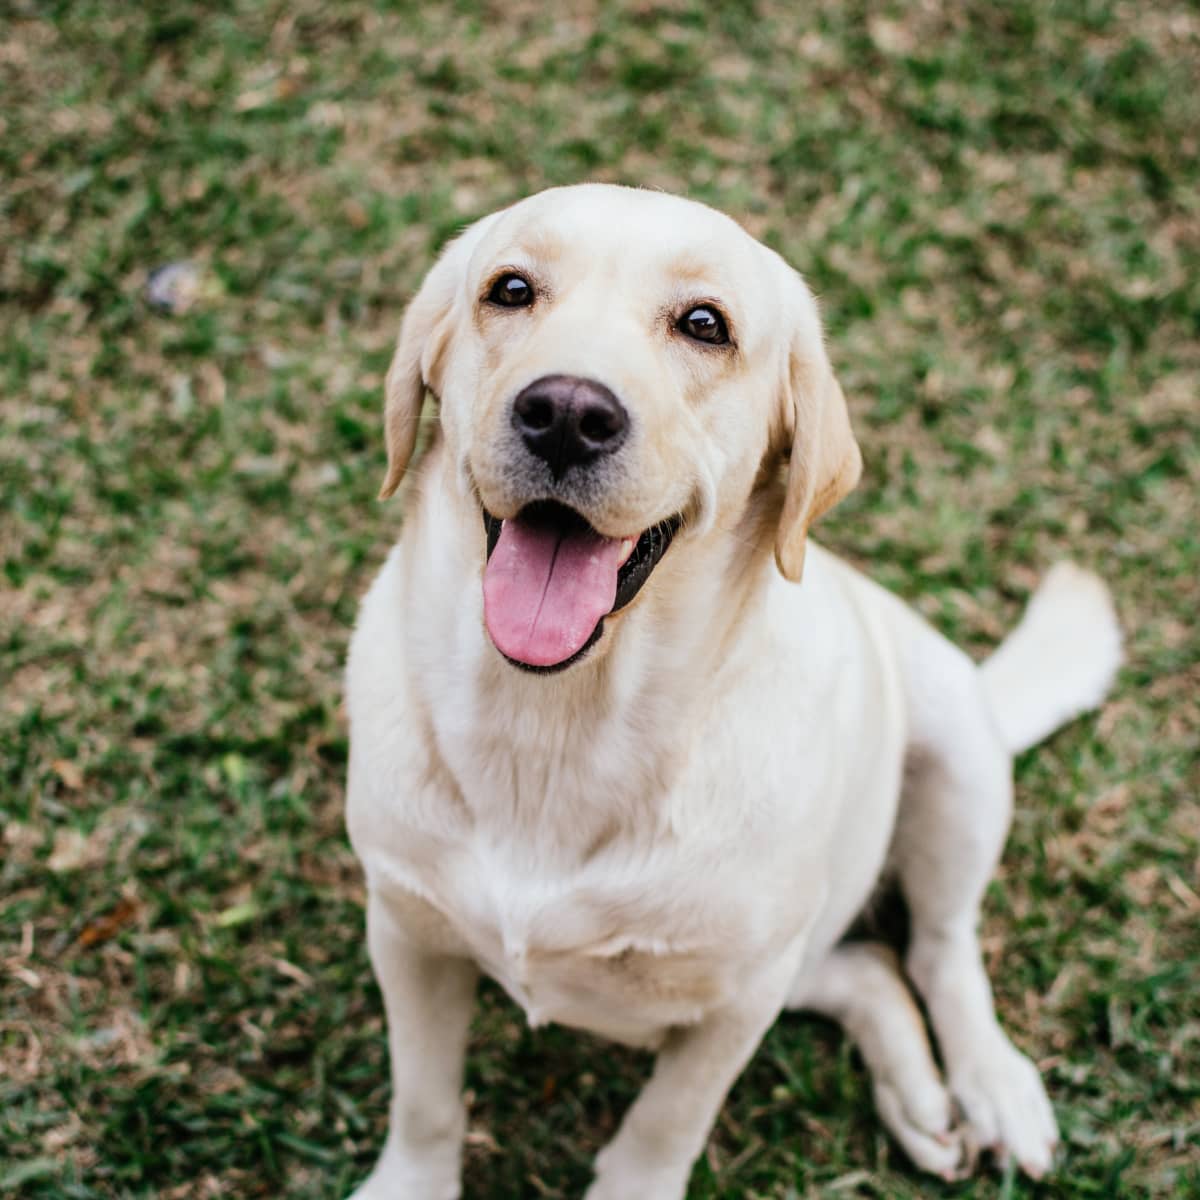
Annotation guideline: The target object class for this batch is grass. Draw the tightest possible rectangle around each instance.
[1,1,1197,1196]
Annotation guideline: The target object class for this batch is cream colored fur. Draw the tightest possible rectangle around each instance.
[343,184,1121,1199]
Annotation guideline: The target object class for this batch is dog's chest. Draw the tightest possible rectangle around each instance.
[370,831,754,1045]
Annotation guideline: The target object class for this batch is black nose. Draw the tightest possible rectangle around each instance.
[511,375,630,480]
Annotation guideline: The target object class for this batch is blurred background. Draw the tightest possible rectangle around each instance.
[1,2,1197,1197]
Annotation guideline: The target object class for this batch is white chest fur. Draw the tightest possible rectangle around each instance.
[361,819,772,1046]
[352,777,796,1041]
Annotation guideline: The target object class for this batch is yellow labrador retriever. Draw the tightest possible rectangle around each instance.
[344,184,1120,1198]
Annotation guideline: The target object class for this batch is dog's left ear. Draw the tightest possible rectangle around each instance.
[379,214,499,499]
[773,284,862,582]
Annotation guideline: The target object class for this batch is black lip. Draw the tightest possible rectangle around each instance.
[496,618,607,675]
[482,500,683,672]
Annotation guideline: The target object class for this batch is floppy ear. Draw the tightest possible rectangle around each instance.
[379,217,495,499]
[773,343,862,583]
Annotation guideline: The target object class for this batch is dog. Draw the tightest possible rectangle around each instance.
[343,183,1121,1199]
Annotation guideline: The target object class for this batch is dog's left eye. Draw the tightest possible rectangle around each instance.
[487,274,534,308]
[678,305,729,345]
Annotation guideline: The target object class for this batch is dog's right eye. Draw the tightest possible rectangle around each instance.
[487,274,534,308]
[678,304,730,345]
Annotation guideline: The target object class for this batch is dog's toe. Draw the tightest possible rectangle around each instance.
[873,1077,974,1179]
[949,1035,1059,1181]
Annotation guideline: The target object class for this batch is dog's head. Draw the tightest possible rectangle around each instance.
[380,184,860,672]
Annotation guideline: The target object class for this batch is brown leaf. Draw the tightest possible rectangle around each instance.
[52,759,84,790]
[77,898,141,948]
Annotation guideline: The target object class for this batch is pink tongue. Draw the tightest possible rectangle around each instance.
[483,517,623,667]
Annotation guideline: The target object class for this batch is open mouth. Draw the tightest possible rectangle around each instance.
[481,500,683,672]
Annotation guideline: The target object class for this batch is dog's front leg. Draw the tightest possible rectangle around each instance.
[585,952,800,1200]
[349,891,478,1200]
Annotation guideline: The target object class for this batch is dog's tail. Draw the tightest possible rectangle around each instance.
[981,562,1122,755]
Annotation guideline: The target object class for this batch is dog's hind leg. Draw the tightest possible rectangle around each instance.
[789,942,971,1179]
[888,564,1116,1178]
[890,622,1061,1180]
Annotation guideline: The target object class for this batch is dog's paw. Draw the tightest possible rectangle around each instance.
[948,1034,1059,1180]
[585,1171,688,1200]
[345,1152,461,1200]
[347,1180,459,1200]
[346,1179,459,1200]
[584,1141,691,1200]
[873,1073,976,1181]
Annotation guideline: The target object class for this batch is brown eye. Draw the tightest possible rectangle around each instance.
[679,305,729,345]
[487,273,534,308]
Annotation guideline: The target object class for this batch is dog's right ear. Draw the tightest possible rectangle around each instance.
[379,215,498,499]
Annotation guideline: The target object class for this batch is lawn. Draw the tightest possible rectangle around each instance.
[1,1,1197,1197]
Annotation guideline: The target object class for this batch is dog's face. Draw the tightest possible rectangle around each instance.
[381,185,860,671]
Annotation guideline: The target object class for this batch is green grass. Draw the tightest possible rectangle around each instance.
[2,1,1198,1196]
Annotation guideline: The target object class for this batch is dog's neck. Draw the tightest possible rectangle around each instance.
[398,446,783,849]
